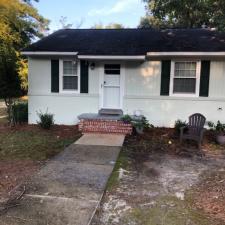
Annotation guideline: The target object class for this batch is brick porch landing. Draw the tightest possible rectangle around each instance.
[78,113,132,135]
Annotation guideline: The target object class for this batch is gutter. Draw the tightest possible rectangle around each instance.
[21,51,78,56]
[147,52,225,57]
[77,55,146,61]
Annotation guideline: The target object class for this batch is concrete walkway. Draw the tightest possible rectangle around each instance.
[0,135,123,225]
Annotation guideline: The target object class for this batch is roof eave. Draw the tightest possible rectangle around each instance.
[147,52,225,57]
[77,55,146,61]
[21,51,78,56]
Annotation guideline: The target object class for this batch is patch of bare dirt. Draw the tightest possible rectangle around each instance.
[91,128,225,225]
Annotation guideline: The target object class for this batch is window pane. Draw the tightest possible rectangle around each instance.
[63,76,78,90]
[173,78,196,93]
[175,62,196,77]
[63,61,77,75]
[104,64,120,75]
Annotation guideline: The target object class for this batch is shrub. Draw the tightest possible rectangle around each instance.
[208,120,225,134]
[12,102,28,124]
[174,119,188,135]
[132,116,151,129]
[121,114,132,123]
[37,110,54,129]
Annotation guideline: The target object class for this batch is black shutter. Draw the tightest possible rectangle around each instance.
[160,60,171,96]
[80,60,89,93]
[51,60,59,93]
[199,61,210,97]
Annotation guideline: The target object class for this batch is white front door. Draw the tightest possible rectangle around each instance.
[103,64,121,109]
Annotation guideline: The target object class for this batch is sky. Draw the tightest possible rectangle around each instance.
[33,0,146,33]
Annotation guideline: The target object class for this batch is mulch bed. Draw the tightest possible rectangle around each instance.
[192,170,225,223]
[0,124,79,139]
[0,160,40,202]
[125,128,225,159]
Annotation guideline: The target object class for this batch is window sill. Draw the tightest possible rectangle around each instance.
[60,90,80,94]
[170,93,199,98]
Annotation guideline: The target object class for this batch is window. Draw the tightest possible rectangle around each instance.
[62,60,78,90]
[170,61,200,96]
[104,64,120,74]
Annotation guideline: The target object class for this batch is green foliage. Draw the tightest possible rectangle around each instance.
[174,119,188,134]
[12,101,28,124]
[121,114,132,123]
[132,116,151,130]
[37,110,54,130]
[0,0,48,124]
[0,0,49,49]
[208,121,225,133]
[141,0,225,31]
[0,49,21,100]
[122,115,152,134]
[139,16,169,29]
[18,57,28,94]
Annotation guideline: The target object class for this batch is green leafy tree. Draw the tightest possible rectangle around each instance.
[0,0,49,124]
[18,56,28,94]
[141,0,225,31]
[0,46,21,125]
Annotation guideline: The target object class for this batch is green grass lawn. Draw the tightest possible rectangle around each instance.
[0,125,81,161]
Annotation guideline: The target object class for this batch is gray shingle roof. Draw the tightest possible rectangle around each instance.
[24,28,225,55]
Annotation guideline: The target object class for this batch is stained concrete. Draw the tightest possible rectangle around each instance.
[0,143,121,225]
[75,134,125,147]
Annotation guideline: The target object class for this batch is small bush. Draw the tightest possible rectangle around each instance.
[208,120,225,134]
[132,116,151,129]
[174,119,187,135]
[37,110,54,129]
[121,114,132,123]
[12,102,28,124]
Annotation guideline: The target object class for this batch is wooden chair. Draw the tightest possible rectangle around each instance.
[180,113,206,149]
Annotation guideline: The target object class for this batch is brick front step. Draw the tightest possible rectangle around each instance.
[79,119,133,135]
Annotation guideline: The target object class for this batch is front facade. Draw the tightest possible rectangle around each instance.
[24,29,225,127]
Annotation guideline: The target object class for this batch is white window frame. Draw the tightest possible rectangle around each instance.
[59,59,80,94]
[169,60,201,97]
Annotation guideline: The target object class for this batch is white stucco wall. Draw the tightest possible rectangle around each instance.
[123,60,225,126]
[28,58,100,124]
[28,58,225,126]
[29,95,99,124]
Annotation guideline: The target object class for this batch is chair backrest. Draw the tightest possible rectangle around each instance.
[188,113,206,130]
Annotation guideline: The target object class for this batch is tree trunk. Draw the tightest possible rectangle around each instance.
[4,97,15,126]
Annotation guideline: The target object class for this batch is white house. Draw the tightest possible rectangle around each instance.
[23,28,225,127]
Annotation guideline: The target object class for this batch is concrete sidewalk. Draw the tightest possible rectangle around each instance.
[0,136,123,225]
